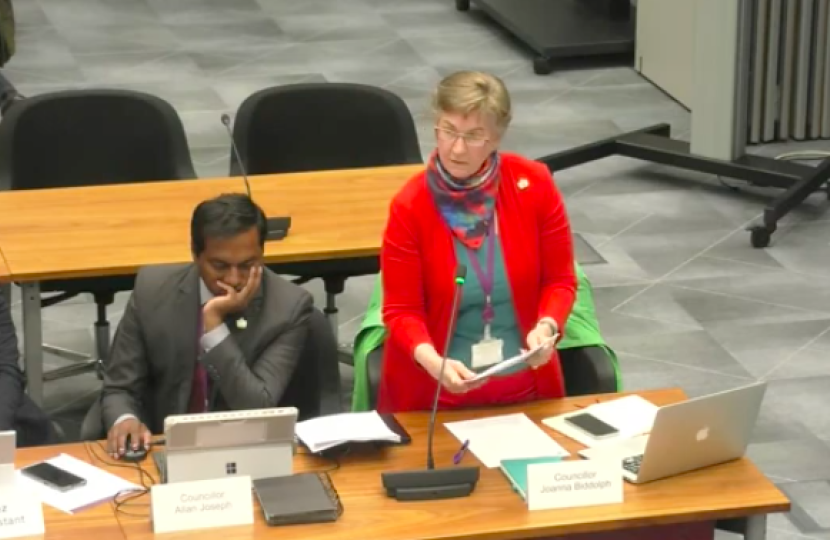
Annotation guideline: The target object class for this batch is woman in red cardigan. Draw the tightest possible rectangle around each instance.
[378,70,576,413]
[379,71,714,540]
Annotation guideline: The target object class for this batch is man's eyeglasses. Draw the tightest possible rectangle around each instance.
[434,126,490,148]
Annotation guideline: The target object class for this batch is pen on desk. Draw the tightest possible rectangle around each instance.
[453,440,470,465]
[574,399,601,409]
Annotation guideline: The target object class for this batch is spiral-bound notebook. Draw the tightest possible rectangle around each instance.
[253,472,343,526]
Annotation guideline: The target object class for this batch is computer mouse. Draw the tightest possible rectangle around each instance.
[122,434,148,462]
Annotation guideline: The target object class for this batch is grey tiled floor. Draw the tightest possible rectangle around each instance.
[4,0,830,537]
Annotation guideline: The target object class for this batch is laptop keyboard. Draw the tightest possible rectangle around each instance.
[622,454,644,475]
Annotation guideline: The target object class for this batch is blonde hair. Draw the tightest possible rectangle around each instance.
[432,70,512,132]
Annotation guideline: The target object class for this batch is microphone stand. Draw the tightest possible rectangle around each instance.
[220,114,291,241]
[381,265,480,501]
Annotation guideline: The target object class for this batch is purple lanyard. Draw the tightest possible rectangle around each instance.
[466,218,496,328]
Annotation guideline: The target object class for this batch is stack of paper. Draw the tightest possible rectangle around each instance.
[17,454,141,514]
[466,337,557,383]
[542,395,659,448]
[444,413,569,468]
[295,411,401,453]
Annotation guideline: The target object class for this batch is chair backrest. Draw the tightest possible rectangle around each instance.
[278,308,342,421]
[0,89,197,191]
[230,83,422,176]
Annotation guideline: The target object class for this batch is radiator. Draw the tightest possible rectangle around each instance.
[747,0,830,143]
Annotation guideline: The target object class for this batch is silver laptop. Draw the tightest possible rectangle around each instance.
[0,431,14,486]
[154,407,297,484]
[579,382,766,484]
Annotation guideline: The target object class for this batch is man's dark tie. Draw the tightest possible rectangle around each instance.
[188,310,208,413]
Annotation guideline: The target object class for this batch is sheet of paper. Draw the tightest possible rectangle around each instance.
[16,453,141,514]
[587,395,658,437]
[466,336,558,383]
[542,395,659,448]
[444,413,569,468]
[295,411,400,453]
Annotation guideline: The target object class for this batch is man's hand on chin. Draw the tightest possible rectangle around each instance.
[202,265,262,332]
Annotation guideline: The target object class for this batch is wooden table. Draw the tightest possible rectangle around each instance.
[17,442,126,539]
[0,165,420,404]
[84,389,788,540]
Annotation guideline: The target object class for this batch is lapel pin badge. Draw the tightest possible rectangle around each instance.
[518,178,529,190]
[236,318,247,330]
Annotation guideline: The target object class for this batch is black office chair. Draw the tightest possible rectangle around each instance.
[365,344,619,410]
[278,308,343,420]
[229,83,422,344]
[0,89,197,382]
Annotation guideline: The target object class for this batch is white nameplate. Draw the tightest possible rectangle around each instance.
[526,459,623,511]
[151,476,254,534]
[0,488,45,539]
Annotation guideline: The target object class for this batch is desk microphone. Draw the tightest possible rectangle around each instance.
[381,265,480,501]
[220,113,291,242]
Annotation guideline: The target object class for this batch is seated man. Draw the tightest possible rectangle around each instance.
[98,193,313,458]
[0,289,56,446]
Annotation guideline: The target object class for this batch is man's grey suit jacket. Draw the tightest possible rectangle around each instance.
[100,263,313,434]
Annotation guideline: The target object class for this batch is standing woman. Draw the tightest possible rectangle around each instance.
[378,70,576,413]
[378,70,714,540]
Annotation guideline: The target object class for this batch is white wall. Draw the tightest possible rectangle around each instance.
[635,0,696,108]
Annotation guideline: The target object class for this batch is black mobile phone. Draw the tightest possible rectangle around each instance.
[564,413,619,439]
[21,462,87,492]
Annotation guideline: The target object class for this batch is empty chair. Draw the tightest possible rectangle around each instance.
[230,82,421,175]
[229,83,422,342]
[0,89,197,382]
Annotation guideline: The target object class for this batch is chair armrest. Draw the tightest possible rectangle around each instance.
[307,308,343,418]
[317,346,343,418]
[559,346,618,396]
[367,345,384,410]
[318,375,343,417]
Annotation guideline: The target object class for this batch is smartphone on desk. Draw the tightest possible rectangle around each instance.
[21,462,87,492]
[564,413,619,440]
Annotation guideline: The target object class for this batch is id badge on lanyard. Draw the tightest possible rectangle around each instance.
[468,217,504,368]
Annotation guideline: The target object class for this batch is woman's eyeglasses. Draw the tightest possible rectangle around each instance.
[434,126,490,148]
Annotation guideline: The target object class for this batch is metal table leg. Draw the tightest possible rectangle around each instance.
[746,514,767,540]
[325,292,339,341]
[21,282,44,406]
[322,276,346,342]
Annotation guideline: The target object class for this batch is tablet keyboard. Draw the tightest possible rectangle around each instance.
[622,454,643,475]
[153,452,167,484]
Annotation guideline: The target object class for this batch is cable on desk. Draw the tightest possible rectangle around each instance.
[574,399,601,409]
[87,438,340,516]
[86,441,157,518]
[0,245,11,277]
[295,444,345,473]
